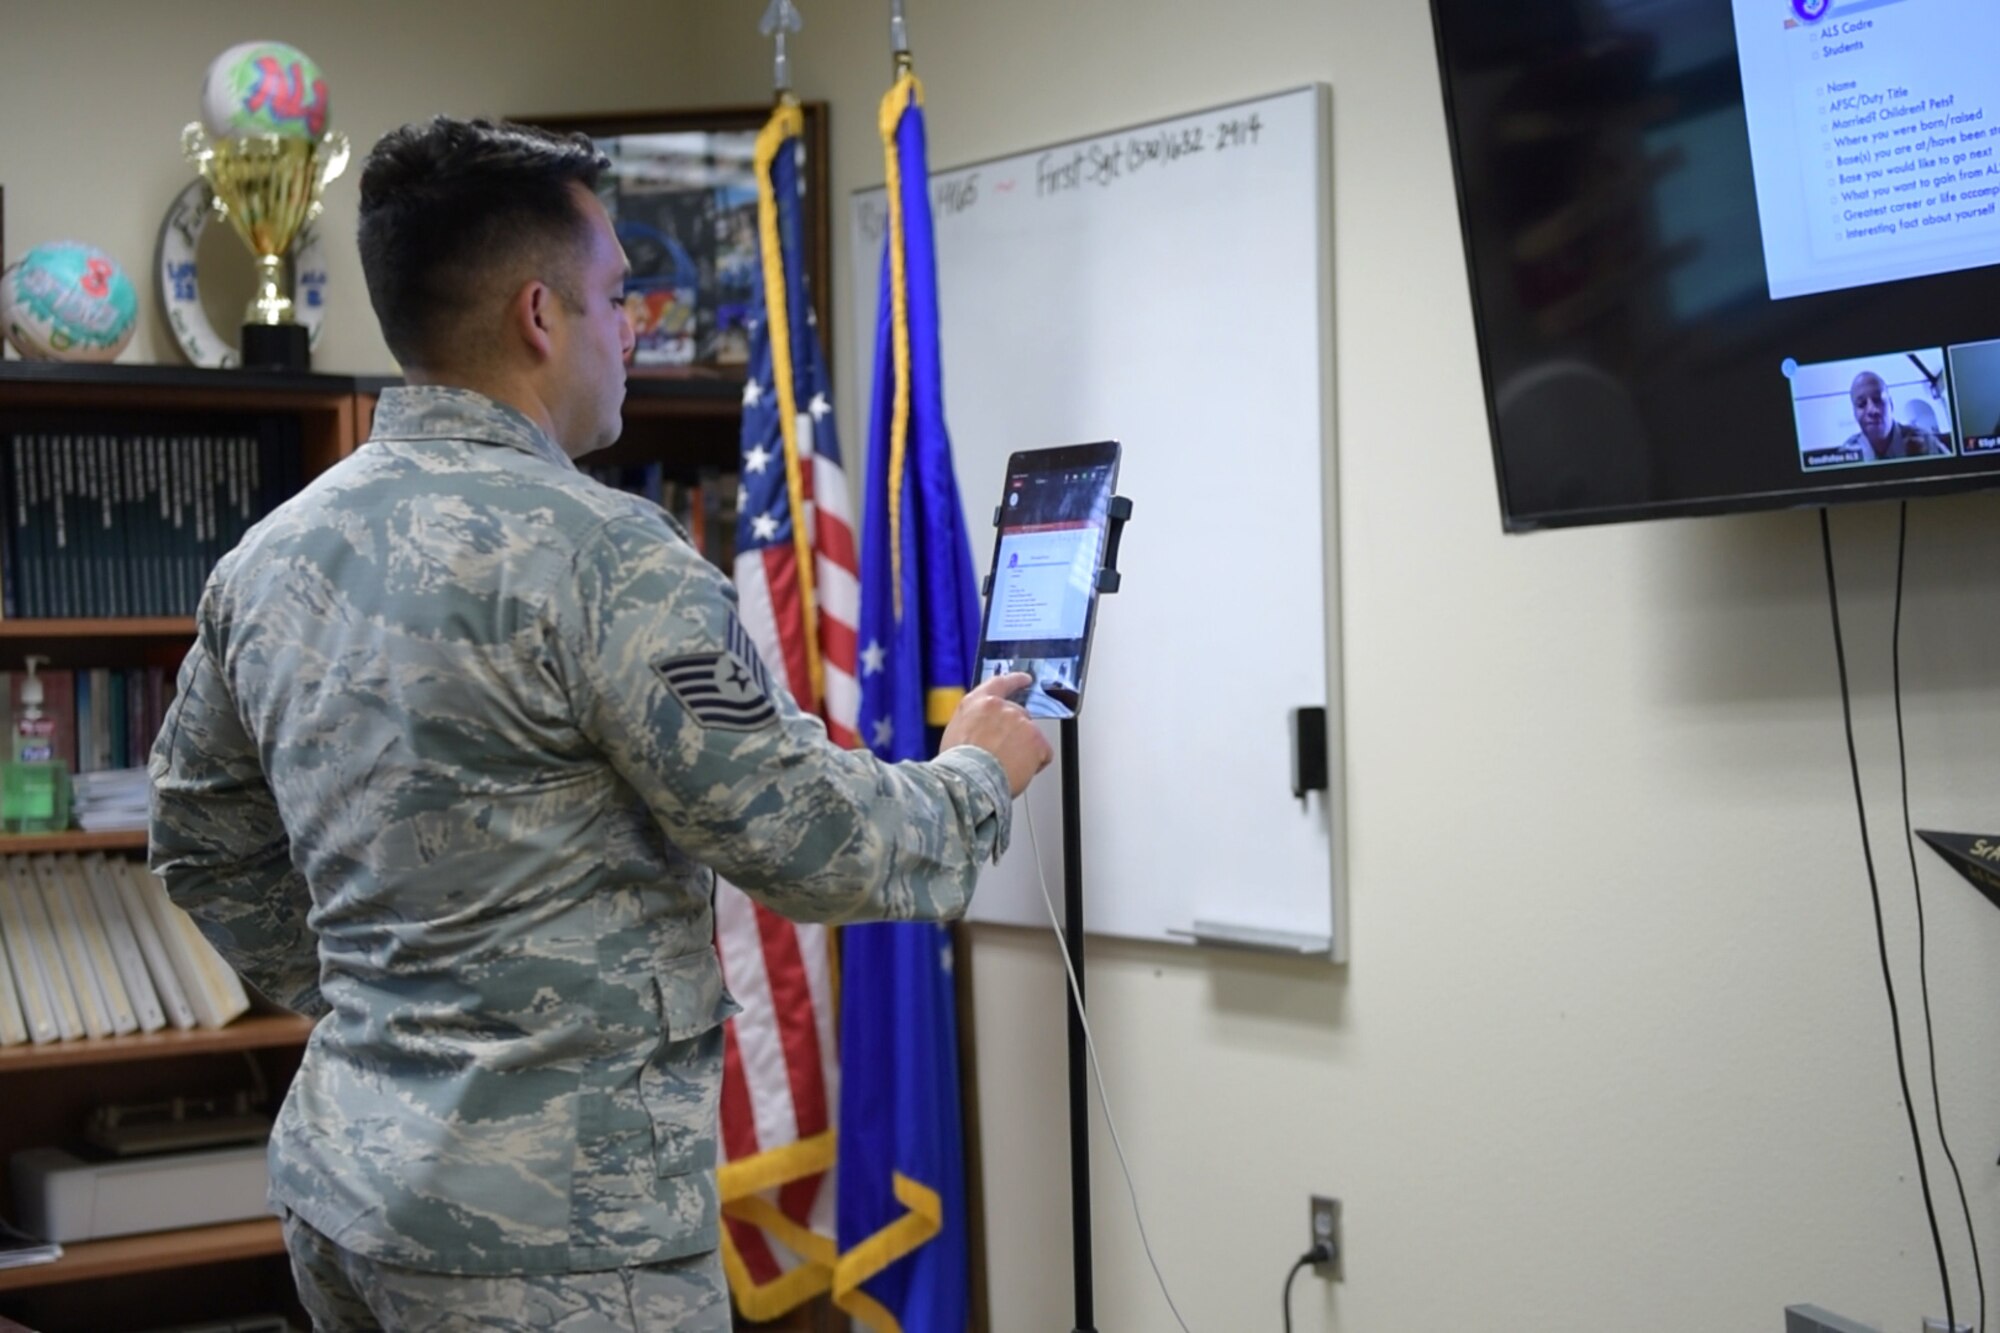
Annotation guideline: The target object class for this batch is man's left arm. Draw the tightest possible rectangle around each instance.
[148,630,325,1017]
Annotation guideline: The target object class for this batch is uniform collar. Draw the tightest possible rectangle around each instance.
[368,385,575,471]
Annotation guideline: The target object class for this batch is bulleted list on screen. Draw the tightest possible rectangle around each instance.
[1735,0,2000,299]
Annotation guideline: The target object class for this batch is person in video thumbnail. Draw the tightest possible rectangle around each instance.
[1841,371,1950,461]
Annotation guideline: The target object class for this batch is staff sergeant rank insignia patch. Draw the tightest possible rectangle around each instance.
[653,617,779,731]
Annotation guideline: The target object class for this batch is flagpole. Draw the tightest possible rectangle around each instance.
[760,0,802,96]
[889,0,910,71]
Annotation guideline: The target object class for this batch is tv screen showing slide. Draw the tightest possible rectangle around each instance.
[1430,0,2000,529]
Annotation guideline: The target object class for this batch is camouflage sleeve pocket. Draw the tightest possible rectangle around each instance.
[640,950,738,1178]
[649,946,740,1041]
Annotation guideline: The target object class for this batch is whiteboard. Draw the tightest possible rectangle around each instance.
[848,86,1343,958]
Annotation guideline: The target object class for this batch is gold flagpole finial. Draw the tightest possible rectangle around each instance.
[760,0,804,98]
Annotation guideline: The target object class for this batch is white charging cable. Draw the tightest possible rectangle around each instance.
[1022,797,1195,1333]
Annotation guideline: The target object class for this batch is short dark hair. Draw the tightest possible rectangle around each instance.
[356,117,610,370]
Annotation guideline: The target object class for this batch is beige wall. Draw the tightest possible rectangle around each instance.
[671,2,2000,1331]
[0,0,704,372]
[12,3,2000,1331]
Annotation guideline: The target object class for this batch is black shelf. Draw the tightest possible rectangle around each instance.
[0,360,355,395]
[625,375,743,404]
[0,361,746,403]
[358,372,745,406]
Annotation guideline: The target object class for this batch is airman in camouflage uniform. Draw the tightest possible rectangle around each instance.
[149,117,1049,1333]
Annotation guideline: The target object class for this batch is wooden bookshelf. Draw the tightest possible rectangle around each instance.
[0,1013,315,1074]
[0,829,146,856]
[0,364,349,1329]
[0,363,747,1327]
[0,619,195,639]
[0,1217,283,1292]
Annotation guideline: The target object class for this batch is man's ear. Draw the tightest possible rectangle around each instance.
[509,280,557,362]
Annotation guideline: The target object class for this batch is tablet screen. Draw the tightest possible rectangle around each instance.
[974,441,1121,720]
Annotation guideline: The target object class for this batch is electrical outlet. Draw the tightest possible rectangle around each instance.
[1309,1195,1341,1278]
[1921,1320,1971,1333]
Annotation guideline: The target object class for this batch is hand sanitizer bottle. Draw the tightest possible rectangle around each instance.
[3,657,70,834]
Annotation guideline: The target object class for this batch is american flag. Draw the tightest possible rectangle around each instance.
[714,101,857,1319]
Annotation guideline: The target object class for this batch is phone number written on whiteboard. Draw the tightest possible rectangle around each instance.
[855,111,1267,243]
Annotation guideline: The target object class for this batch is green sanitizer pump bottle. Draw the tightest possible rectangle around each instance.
[3,656,71,834]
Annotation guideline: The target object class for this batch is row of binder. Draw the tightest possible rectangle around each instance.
[2,424,304,619]
[0,853,250,1045]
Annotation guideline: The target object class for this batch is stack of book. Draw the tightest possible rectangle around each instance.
[0,853,249,1046]
[71,767,148,833]
[0,1214,60,1270]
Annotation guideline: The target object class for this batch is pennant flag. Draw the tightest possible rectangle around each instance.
[1916,830,2000,914]
[836,71,978,1333]
[716,99,859,1321]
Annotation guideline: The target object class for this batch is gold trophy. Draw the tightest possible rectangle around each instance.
[182,41,348,371]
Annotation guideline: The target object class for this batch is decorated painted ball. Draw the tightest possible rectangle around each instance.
[200,40,331,140]
[0,242,139,363]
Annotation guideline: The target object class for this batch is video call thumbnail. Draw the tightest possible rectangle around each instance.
[978,653,1083,720]
[1790,347,1956,472]
[1945,338,2000,456]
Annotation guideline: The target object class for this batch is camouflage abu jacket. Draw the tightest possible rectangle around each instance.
[148,385,1012,1274]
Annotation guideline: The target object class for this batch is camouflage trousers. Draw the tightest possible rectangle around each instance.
[280,1207,731,1332]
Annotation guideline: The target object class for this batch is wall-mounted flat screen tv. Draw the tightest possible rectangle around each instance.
[1431,0,2000,530]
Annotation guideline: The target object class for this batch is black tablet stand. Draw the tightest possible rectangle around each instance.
[1066,494,1128,1333]
[990,493,1131,1333]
